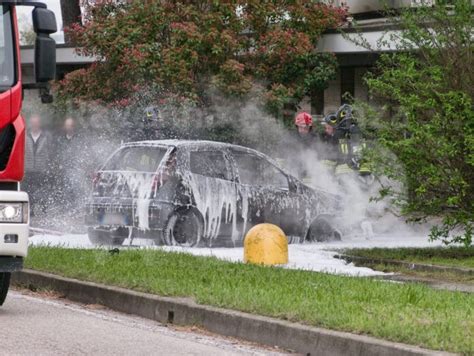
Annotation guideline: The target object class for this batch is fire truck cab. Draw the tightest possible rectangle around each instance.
[0,0,56,305]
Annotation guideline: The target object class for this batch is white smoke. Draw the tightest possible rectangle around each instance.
[22,89,430,239]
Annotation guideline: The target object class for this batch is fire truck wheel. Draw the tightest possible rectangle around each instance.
[0,272,11,306]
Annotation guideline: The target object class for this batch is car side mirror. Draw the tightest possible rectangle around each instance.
[32,8,57,83]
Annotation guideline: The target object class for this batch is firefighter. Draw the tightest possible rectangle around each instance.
[332,105,354,178]
[289,112,318,181]
[338,105,372,178]
[292,111,341,183]
[319,119,340,174]
[294,112,315,145]
[325,104,372,182]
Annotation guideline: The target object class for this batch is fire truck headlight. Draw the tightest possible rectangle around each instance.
[0,203,28,223]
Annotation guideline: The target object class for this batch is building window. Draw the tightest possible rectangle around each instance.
[311,89,324,115]
[340,67,355,104]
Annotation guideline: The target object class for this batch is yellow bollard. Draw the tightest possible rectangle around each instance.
[244,223,288,265]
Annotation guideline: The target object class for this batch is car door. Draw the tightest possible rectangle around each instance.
[231,150,302,238]
[260,157,304,238]
[229,151,267,235]
[188,149,239,244]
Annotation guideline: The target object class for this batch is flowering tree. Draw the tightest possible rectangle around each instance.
[56,0,346,118]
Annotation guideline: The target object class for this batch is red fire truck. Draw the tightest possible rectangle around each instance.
[0,0,56,305]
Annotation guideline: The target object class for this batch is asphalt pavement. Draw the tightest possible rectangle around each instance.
[1,290,286,356]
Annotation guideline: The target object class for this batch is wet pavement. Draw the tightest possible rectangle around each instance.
[1,290,287,356]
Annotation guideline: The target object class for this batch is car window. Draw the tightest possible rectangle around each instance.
[232,152,288,189]
[103,146,168,172]
[190,151,231,181]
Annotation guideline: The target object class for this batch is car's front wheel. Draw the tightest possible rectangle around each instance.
[0,272,11,306]
[307,216,342,243]
[88,228,126,246]
[163,209,203,247]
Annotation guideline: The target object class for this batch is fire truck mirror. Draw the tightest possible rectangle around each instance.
[32,8,57,35]
[33,8,57,83]
[34,35,56,83]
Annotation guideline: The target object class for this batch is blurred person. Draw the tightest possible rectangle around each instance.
[55,117,80,177]
[23,115,53,215]
[57,117,78,146]
[55,117,83,211]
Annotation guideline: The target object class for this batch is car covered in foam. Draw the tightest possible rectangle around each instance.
[85,140,341,246]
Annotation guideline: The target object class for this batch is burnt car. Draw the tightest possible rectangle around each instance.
[85,140,341,246]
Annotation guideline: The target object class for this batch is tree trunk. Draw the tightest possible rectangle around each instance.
[60,0,82,44]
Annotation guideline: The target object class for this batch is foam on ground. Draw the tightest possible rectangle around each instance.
[29,233,442,277]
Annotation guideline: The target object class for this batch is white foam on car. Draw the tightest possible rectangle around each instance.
[108,146,175,230]
[123,172,154,230]
[183,174,240,243]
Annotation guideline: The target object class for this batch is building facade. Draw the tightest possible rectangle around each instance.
[21,1,467,116]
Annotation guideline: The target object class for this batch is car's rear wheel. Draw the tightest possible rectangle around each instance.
[88,228,125,246]
[164,209,203,247]
[307,216,342,243]
[0,272,11,306]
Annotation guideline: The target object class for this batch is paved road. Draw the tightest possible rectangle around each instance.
[1,290,285,356]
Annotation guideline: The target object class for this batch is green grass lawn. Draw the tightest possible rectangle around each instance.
[343,246,474,269]
[25,246,473,354]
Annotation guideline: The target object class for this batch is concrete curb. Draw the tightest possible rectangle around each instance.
[12,269,453,356]
[335,255,473,276]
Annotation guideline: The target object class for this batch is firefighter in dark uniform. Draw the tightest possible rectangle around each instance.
[323,105,372,185]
